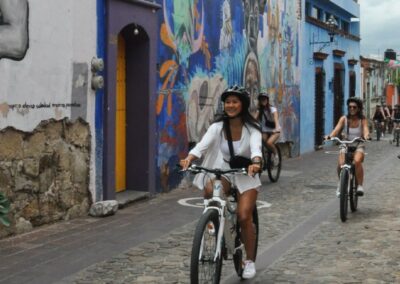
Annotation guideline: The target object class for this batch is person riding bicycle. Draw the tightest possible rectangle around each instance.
[255,92,281,166]
[382,103,391,135]
[325,97,370,197]
[372,105,386,138]
[180,85,262,279]
[391,104,400,142]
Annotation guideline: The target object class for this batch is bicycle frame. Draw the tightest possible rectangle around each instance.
[187,166,246,263]
[330,137,365,221]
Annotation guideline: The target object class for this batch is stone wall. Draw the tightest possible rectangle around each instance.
[0,118,91,238]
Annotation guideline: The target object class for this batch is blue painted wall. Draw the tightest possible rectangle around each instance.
[300,0,360,153]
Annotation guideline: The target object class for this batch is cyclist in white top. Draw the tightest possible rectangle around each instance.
[325,97,370,197]
[254,92,281,164]
[180,86,262,279]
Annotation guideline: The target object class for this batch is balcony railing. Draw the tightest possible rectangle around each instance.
[306,16,360,42]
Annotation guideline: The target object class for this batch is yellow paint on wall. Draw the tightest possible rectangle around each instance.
[115,34,126,192]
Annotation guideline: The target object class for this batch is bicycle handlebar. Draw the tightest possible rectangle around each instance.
[328,136,366,144]
[177,164,247,175]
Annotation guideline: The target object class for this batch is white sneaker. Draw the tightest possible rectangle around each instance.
[273,154,280,166]
[207,223,215,235]
[357,185,364,196]
[336,182,340,198]
[242,260,256,279]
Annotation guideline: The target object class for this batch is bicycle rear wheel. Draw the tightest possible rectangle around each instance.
[233,206,259,278]
[263,143,281,182]
[349,171,358,212]
[376,124,381,141]
[190,209,222,284]
[339,169,349,222]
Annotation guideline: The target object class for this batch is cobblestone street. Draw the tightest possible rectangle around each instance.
[1,138,400,284]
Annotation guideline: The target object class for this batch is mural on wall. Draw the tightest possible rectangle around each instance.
[156,0,301,191]
[0,0,29,61]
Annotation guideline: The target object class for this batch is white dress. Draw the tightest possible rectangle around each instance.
[189,121,262,193]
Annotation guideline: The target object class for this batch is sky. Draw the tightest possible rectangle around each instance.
[360,0,400,59]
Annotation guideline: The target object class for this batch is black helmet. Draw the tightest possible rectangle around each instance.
[258,92,269,100]
[221,85,250,110]
[347,97,363,111]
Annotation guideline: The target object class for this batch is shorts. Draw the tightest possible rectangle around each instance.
[220,160,261,194]
[339,143,365,154]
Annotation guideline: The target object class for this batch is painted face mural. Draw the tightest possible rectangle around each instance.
[243,52,260,112]
[0,0,29,60]
[243,0,259,53]
[219,0,233,50]
[157,0,301,191]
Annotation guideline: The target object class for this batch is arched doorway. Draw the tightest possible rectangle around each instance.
[115,24,150,193]
[104,0,160,200]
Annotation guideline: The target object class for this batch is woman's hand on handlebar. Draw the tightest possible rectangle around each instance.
[179,158,191,171]
[247,163,261,177]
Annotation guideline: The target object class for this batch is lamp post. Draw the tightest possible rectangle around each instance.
[326,15,338,42]
[309,15,338,51]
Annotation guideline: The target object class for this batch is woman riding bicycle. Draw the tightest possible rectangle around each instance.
[325,97,370,197]
[255,92,281,165]
[180,85,262,279]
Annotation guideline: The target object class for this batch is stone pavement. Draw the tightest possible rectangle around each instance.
[1,137,399,283]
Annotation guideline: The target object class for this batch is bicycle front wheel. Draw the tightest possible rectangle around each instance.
[339,169,349,222]
[190,209,222,284]
[349,171,358,212]
[264,143,281,182]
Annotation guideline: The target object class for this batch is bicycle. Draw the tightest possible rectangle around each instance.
[261,141,281,182]
[328,137,366,222]
[373,120,383,141]
[182,165,259,283]
[391,119,400,147]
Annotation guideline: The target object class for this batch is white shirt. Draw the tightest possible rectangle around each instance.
[260,106,279,132]
[189,121,262,191]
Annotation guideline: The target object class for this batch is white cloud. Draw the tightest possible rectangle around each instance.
[360,0,400,58]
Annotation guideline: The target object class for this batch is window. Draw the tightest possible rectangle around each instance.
[311,6,322,20]
[342,21,349,33]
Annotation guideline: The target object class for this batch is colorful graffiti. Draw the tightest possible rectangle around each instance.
[156,0,301,191]
[0,0,29,60]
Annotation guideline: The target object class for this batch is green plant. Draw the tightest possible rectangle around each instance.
[0,192,10,227]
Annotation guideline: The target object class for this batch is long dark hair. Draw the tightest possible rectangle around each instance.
[257,95,271,124]
[346,97,365,120]
[214,107,261,133]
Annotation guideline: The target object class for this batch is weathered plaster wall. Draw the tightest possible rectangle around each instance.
[0,0,98,201]
[0,118,91,239]
[156,0,301,191]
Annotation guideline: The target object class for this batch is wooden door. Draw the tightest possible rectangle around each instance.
[115,34,126,192]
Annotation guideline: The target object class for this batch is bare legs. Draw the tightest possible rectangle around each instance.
[237,189,258,261]
[262,132,280,155]
[204,179,258,261]
[337,151,364,186]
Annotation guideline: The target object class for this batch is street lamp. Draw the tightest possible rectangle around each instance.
[309,15,338,50]
[326,15,338,42]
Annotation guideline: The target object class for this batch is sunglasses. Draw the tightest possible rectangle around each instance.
[348,105,358,109]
